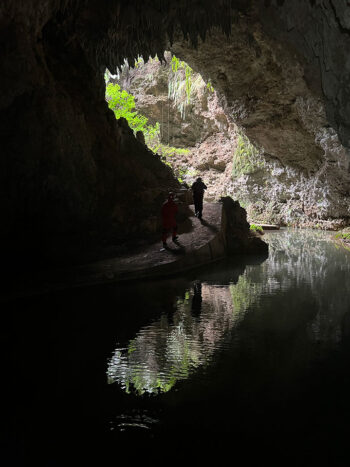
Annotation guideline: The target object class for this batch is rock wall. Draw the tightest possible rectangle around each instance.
[114,50,350,228]
[0,1,179,266]
[113,53,238,202]
[1,0,350,265]
[171,16,350,228]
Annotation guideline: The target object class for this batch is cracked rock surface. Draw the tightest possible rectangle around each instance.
[1,0,350,264]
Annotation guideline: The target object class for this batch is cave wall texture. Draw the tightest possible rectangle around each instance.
[1,0,350,265]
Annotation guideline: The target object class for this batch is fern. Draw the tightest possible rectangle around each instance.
[232,132,264,177]
[168,54,214,119]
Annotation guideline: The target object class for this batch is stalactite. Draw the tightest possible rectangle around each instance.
[69,0,241,72]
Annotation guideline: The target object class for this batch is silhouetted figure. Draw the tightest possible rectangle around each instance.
[191,281,202,316]
[161,192,178,247]
[191,177,207,219]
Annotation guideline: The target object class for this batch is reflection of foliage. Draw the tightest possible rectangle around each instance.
[334,231,350,252]
[232,132,264,177]
[108,284,235,395]
[335,232,350,240]
[107,230,350,399]
[108,320,199,395]
[230,274,263,318]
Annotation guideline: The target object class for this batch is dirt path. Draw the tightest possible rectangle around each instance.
[3,204,226,300]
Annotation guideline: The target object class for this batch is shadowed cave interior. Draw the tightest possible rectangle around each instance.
[1,0,350,269]
[2,1,350,465]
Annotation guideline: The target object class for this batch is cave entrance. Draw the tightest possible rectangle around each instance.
[105,52,267,224]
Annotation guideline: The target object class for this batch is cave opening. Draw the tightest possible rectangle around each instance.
[102,23,350,236]
[104,52,237,197]
[2,0,350,269]
[3,2,350,465]
[104,51,280,231]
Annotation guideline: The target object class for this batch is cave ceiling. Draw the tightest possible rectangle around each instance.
[3,0,350,153]
[75,0,350,152]
[1,0,350,262]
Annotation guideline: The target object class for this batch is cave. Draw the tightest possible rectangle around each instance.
[110,47,350,229]
[2,1,350,465]
[2,0,350,267]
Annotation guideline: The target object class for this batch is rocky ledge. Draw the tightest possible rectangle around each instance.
[2,198,267,300]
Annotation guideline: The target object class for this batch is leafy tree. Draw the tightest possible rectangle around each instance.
[105,76,192,184]
[106,82,151,134]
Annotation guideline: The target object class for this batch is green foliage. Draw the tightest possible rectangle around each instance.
[148,142,191,183]
[149,143,190,159]
[232,132,264,177]
[206,80,214,92]
[105,81,191,184]
[174,167,187,184]
[169,55,214,119]
[106,83,155,135]
[250,223,264,233]
[335,232,350,240]
[134,56,144,68]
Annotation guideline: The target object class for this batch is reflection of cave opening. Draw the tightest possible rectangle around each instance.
[107,280,238,395]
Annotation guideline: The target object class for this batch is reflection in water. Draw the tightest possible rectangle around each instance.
[191,281,202,316]
[108,229,350,399]
[9,228,350,465]
[256,229,350,347]
[108,282,237,394]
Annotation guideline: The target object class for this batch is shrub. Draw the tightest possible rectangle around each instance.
[335,232,350,240]
[232,132,264,177]
[105,81,191,184]
[250,223,264,234]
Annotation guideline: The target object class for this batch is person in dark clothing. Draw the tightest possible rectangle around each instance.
[191,177,207,219]
[191,281,202,317]
[161,192,178,247]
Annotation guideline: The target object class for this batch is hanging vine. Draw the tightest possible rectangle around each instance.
[168,54,213,119]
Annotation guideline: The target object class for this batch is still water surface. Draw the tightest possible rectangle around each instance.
[7,229,350,465]
[106,229,350,464]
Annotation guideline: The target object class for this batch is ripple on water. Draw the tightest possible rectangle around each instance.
[107,229,350,396]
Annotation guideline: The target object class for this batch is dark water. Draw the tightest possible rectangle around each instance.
[4,230,350,466]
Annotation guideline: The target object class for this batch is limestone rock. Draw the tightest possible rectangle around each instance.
[2,0,350,264]
[220,196,268,255]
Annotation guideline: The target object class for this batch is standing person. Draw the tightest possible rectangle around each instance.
[191,177,207,219]
[161,192,179,247]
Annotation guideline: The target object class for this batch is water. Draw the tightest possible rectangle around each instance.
[5,229,350,466]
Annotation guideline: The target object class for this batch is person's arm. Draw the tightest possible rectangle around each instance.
[203,182,207,189]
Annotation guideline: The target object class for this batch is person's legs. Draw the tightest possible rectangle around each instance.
[172,225,178,241]
[162,228,169,245]
[197,196,203,219]
[194,196,200,216]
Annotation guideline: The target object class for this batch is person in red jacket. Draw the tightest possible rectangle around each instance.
[161,192,179,247]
